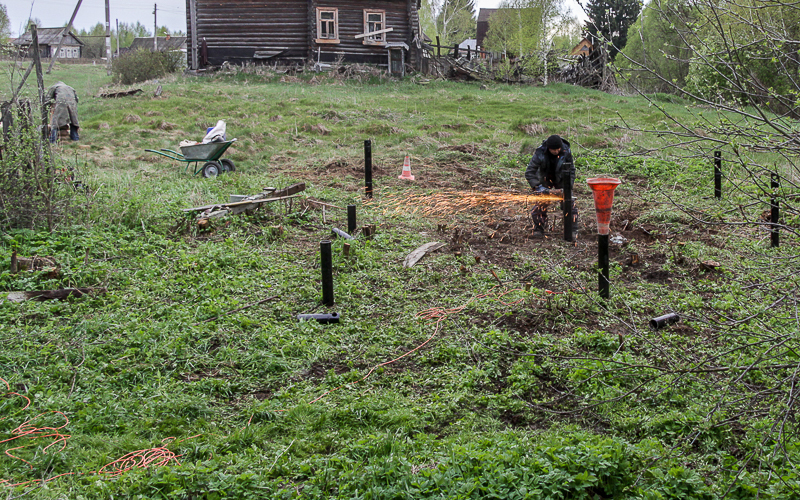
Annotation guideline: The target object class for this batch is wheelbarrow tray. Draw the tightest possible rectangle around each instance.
[180,140,235,161]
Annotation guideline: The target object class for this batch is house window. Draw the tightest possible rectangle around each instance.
[316,8,339,44]
[363,10,386,45]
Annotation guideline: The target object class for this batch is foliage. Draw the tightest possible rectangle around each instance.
[1,63,799,497]
[0,101,77,231]
[432,0,476,46]
[483,0,574,77]
[683,1,800,114]
[616,0,696,92]
[111,48,184,84]
[580,0,641,60]
[0,3,10,43]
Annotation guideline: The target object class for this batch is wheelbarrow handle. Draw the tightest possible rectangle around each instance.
[144,149,184,161]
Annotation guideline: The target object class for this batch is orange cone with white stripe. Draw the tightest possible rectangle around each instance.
[398,156,415,180]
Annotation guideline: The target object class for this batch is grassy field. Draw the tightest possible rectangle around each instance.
[0,62,798,498]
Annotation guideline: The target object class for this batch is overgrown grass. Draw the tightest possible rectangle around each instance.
[0,63,798,498]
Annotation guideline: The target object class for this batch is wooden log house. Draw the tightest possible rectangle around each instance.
[185,0,423,74]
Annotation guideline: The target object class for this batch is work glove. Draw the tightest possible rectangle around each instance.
[534,185,550,195]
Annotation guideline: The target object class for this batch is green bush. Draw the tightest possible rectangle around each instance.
[112,49,184,85]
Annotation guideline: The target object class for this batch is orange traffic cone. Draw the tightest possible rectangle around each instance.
[586,177,622,235]
[398,156,415,180]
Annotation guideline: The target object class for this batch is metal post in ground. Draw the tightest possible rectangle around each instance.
[563,170,573,242]
[714,151,722,199]
[364,140,373,199]
[347,205,356,234]
[320,240,334,306]
[599,234,609,299]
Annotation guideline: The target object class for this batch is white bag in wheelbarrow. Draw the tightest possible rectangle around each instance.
[202,120,227,143]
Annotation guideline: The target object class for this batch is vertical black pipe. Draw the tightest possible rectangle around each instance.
[436,36,440,57]
[364,139,373,199]
[562,170,573,242]
[454,44,459,58]
[347,205,356,234]
[714,151,722,199]
[771,173,780,248]
[321,240,334,306]
[599,234,610,299]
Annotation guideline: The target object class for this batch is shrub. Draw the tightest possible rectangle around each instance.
[112,49,184,85]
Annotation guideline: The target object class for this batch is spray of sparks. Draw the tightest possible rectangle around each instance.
[371,190,563,221]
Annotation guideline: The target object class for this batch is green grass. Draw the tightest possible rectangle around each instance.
[0,63,798,498]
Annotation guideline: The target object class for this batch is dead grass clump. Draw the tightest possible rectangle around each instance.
[519,123,545,136]
[302,124,331,135]
[144,111,163,117]
[124,114,142,123]
[432,131,453,139]
[98,122,110,129]
[154,121,178,131]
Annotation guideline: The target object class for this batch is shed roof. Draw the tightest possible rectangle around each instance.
[129,36,187,51]
[14,27,84,46]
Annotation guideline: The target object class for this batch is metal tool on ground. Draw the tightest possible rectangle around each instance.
[331,228,354,240]
[298,312,340,324]
[144,139,237,178]
[398,155,415,180]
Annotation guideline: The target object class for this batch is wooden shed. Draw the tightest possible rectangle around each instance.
[569,37,593,56]
[186,0,422,73]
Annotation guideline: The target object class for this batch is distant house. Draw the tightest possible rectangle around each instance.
[13,27,84,59]
[458,38,477,51]
[128,36,188,53]
[570,37,592,56]
[476,8,497,50]
[185,0,423,73]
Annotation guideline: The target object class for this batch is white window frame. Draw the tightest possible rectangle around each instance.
[362,10,386,45]
[316,8,339,44]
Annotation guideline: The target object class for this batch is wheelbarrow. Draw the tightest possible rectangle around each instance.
[144,139,237,178]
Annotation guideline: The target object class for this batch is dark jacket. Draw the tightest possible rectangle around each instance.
[525,138,574,191]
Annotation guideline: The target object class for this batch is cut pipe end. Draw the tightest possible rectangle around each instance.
[650,313,680,330]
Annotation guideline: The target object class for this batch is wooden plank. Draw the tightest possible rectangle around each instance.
[354,27,394,39]
[184,193,301,213]
[272,182,306,198]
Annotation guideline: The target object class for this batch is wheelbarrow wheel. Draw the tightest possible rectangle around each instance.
[201,161,221,178]
[220,159,236,173]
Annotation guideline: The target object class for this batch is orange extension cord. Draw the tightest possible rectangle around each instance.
[1,376,195,488]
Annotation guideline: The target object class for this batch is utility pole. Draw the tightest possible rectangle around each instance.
[153,4,158,51]
[105,0,112,75]
[46,0,84,74]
